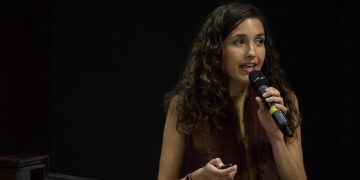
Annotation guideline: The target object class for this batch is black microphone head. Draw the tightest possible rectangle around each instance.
[249,70,269,89]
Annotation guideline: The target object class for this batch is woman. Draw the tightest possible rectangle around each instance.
[158,2,307,180]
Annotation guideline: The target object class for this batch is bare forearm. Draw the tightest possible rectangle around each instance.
[269,137,307,180]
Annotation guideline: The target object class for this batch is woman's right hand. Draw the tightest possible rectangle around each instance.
[191,158,237,180]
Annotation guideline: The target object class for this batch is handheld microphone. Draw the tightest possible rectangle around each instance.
[249,70,293,137]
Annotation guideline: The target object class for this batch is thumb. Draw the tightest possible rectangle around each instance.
[229,165,237,176]
[255,96,266,110]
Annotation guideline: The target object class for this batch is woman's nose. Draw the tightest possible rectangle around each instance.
[247,43,256,57]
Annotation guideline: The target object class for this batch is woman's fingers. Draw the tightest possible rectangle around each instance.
[206,158,237,177]
[275,104,288,114]
[209,158,224,169]
[264,96,284,105]
[262,87,288,114]
[262,87,280,97]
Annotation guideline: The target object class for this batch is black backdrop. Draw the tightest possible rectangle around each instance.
[1,0,358,179]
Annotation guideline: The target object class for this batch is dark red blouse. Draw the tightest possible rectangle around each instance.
[182,90,279,180]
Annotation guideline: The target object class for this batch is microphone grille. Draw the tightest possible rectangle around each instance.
[249,70,269,89]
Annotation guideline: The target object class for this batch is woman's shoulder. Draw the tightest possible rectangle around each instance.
[169,95,184,108]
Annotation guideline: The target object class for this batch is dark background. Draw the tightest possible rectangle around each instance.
[1,0,358,179]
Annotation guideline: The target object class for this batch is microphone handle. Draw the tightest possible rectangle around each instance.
[272,110,293,137]
[256,85,293,137]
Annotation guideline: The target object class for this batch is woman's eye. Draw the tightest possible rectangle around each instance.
[255,38,265,46]
[234,38,246,46]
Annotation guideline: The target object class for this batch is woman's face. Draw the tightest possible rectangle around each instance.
[222,18,266,88]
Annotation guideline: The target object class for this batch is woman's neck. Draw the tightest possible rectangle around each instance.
[229,84,249,98]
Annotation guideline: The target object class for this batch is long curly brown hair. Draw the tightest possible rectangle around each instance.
[164,2,301,137]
